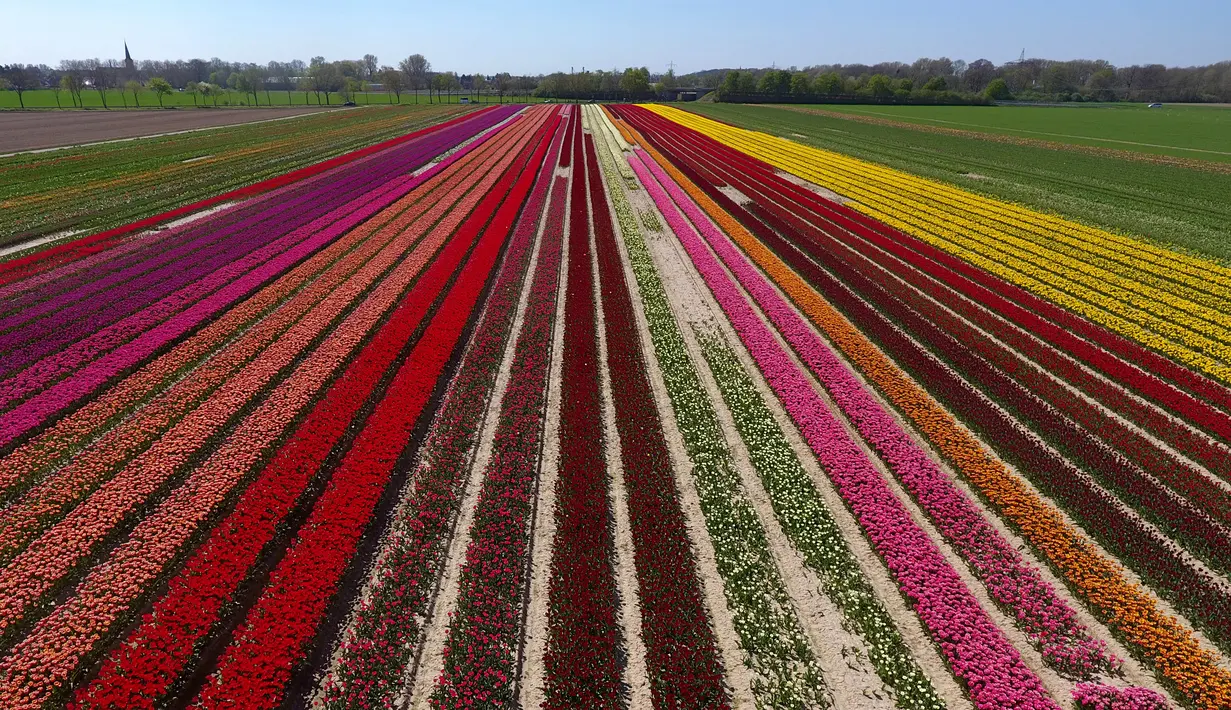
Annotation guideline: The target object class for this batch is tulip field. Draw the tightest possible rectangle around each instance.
[0,99,1227,710]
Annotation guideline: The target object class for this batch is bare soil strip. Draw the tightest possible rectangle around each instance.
[0,106,342,154]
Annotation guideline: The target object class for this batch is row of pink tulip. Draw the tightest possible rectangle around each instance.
[630,148,1061,710]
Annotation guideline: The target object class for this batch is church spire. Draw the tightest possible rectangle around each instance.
[124,41,132,62]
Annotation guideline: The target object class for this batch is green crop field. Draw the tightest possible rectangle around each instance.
[0,89,539,110]
[0,103,470,253]
[687,102,1231,263]
[795,102,1231,161]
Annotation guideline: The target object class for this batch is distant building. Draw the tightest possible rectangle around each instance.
[122,42,136,81]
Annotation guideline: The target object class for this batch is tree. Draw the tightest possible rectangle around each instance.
[472,72,487,102]
[736,71,757,94]
[400,54,430,104]
[430,73,446,103]
[309,60,342,104]
[866,73,893,97]
[431,71,459,102]
[149,77,173,107]
[964,58,997,93]
[2,65,33,108]
[922,75,947,91]
[1088,68,1117,101]
[125,80,143,107]
[341,76,361,103]
[227,72,248,104]
[380,67,404,103]
[660,68,678,94]
[984,78,1012,100]
[60,71,84,107]
[814,71,843,95]
[1041,63,1075,95]
[201,82,218,106]
[244,67,265,105]
[362,54,378,81]
[790,71,812,96]
[184,80,199,106]
[620,66,651,98]
[758,69,792,95]
[87,59,114,109]
[493,72,511,103]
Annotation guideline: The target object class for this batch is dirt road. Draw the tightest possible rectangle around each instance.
[0,106,341,153]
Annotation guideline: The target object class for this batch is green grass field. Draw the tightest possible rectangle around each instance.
[687,102,1231,263]
[0,89,540,110]
[803,103,1231,162]
[0,103,470,253]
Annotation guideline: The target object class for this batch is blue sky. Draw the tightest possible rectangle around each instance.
[3,0,1228,73]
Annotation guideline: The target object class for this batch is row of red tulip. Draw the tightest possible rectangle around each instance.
[0,120,535,634]
[62,109,550,710]
[321,106,567,710]
[190,110,556,710]
[621,107,1231,658]
[582,132,731,707]
[0,109,515,506]
[540,109,625,709]
[431,107,569,708]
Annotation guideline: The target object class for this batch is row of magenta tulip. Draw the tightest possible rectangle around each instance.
[0,108,521,448]
[59,109,550,710]
[0,116,540,708]
[0,111,515,507]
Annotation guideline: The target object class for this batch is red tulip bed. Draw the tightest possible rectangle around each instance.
[0,99,1226,710]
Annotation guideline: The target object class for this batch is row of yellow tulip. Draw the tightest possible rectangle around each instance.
[648,104,1231,385]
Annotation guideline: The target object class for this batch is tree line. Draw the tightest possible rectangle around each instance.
[5,53,1229,108]
[0,55,542,108]
[702,56,1231,104]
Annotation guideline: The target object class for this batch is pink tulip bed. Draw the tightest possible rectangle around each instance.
[0,99,1219,710]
